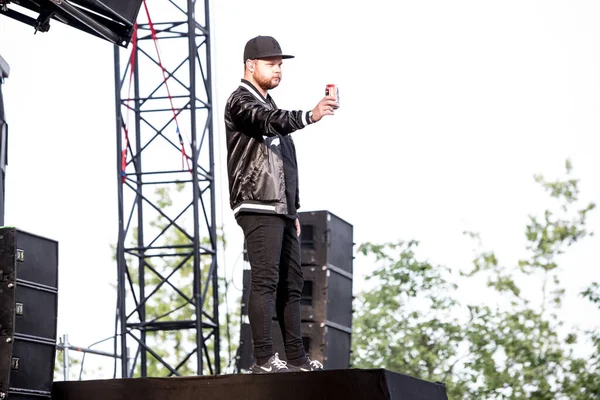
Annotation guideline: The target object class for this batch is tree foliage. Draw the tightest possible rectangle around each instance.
[352,161,598,399]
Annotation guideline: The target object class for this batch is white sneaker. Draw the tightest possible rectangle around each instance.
[288,357,323,372]
[250,353,290,374]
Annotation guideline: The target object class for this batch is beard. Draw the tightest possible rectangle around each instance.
[254,72,280,91]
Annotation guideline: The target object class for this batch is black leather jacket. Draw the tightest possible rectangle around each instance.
[225,80,313,216]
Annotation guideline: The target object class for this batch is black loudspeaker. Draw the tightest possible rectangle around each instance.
[299,210,354,274]
[0,0,144,47]
[300,265,353,329]
[236,210,354,371]
[297,210,353,369]
[0,227,58,399]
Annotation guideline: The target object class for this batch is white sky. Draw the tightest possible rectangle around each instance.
[0,0,599,378]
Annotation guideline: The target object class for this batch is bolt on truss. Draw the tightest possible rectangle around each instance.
[113,0,219,378]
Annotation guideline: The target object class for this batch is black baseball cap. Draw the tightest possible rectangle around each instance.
[243,36,295,62]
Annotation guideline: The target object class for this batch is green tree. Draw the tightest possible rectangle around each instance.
[352,160,598,399]
[563,283,600,398]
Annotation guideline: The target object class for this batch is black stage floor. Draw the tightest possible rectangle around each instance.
[52,368,448,400]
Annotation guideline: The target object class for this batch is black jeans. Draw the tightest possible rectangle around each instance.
[236,213,306,365]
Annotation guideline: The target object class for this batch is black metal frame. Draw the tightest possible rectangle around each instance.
[0,0,141,47]
[113,0,219,377]
[0,54,9,227]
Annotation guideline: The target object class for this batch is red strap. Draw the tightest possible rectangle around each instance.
[121,150,127,183]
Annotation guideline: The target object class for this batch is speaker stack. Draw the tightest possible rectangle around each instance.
[0,228,58,399]
[237,210,354,371]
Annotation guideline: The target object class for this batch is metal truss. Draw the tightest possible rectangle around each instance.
[0,54,9,226]
[113,0,219,377]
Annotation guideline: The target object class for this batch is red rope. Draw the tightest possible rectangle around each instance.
[142,0,191,172]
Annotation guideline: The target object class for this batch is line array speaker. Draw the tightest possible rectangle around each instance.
[0,227,58,399]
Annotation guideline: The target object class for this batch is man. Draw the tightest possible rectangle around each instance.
[225,35,337,373]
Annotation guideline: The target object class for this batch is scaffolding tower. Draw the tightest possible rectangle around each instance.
[113,0,219,377]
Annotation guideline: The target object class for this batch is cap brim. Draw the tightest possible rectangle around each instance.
[256,53,295,60]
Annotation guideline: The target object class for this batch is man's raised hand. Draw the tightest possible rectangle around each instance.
[311,95,338,122]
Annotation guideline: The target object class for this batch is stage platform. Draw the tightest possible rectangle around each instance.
[52,369,448,400]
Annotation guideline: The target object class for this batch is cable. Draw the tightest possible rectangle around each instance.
[212,27,234,370]
[228,277,247,374]
[224,251,246,373]
[75,279,123,380]
[114,288,119,378]
[221,256,234,371]
[77,332,121,381]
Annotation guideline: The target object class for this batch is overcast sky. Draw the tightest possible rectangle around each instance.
[1,0,599,378]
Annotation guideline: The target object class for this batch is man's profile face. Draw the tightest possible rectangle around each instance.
[250,56,283,91]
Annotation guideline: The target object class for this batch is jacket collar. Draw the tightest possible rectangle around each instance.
[240,79,269,104]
